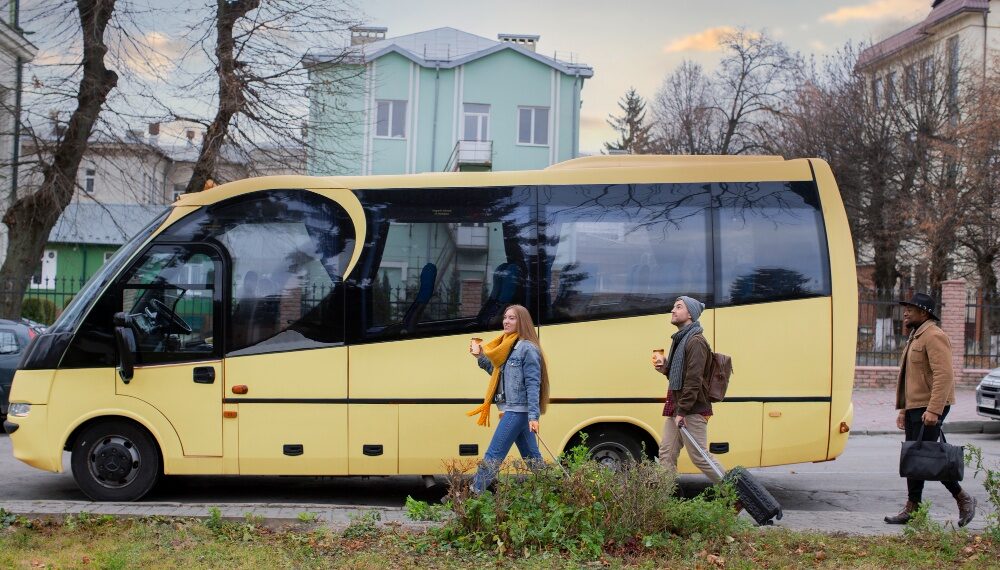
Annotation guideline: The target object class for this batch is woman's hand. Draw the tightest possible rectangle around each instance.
[529,420,539,433]
[470,341,482,356]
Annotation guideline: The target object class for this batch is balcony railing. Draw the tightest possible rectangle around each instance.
[444,140,492,172]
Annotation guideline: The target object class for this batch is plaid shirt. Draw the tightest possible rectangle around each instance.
[662,390,713,418]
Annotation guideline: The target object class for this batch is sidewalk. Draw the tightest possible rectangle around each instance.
[852,387,1000,436]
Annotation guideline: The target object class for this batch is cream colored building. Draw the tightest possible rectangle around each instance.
[858,0,998,99]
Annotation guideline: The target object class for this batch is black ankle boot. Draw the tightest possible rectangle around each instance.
[884,500,918,524]
[956,491,976,527]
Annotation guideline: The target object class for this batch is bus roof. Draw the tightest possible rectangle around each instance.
[174,155,817,207]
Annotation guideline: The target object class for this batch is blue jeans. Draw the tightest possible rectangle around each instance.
[471,411,542,493]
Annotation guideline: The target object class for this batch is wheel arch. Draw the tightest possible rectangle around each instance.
[560,416,660,459]
[62,410,175,472]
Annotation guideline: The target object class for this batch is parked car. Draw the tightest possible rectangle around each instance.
[976,367,1000,421]
[1,319,37,423]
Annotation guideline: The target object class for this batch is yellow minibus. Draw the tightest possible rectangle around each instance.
[5,155,856,501]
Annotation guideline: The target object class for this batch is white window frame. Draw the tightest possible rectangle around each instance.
[516,106,550,147]
[374,99,408,139]
[462,103,491,142]
[30,249,57,290]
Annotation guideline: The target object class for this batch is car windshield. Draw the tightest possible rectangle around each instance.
[47,209,172,335]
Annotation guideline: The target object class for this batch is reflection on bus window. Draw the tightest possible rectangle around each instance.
[540,183,712,323]
[353,187,535,341]
[714,181,831,305]
[159,190,356,355]
[121,247,219,364]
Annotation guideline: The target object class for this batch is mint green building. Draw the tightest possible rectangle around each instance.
[305,27,593,175]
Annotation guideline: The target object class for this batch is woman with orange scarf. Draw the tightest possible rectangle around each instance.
[467,304,550,494]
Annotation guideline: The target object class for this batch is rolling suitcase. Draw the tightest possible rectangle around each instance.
[680,425,783,526]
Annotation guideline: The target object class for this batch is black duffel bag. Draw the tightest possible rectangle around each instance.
[899,423,964,482]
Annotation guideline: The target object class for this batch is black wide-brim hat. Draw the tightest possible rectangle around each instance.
[899,292,940,321]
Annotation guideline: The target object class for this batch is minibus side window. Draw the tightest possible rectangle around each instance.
[713,181,831,306]
[539,183,713,324]
[350,187,536,341]
[158,190,356,355]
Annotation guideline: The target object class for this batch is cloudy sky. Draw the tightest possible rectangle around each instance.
[359,0,934,153]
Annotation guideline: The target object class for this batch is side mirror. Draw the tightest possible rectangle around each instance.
[113,312,136,383]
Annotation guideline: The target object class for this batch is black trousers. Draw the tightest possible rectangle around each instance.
[904,406,962,503]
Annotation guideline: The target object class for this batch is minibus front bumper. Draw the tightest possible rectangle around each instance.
[8,404,62,473]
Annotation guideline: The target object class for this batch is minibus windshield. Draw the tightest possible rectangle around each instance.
[47,208,172,335]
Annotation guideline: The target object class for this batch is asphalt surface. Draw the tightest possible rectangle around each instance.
[2,429,999,534]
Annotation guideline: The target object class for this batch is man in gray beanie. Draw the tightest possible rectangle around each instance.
[652,296,720,483]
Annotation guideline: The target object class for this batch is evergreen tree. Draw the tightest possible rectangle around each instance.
[604,87,655,154]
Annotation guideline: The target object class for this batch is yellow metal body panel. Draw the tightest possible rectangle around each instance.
[812,159,858,459]
[541,314,712,399]
[675,402,764,471]
[237,404,347,474]
[348,404,398,474]
[761,402,831,465]
[226,348,348,474]
[7,369,55,404]
[398,405,499,473]
[117,361,223,456]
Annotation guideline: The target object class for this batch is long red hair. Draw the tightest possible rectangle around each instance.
[505,304,549,414]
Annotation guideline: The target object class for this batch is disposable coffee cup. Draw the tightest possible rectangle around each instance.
[652,348,665,364]
[470,337,483,353]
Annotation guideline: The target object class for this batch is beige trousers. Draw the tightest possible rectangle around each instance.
[659,414,722,483]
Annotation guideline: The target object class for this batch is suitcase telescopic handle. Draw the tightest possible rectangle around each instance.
[679,425,727,480]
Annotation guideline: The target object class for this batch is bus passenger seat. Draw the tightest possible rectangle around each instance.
[475,262,522,327]
[401,263,437,333]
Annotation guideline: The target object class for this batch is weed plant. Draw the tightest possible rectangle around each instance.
[966,444,1000,541]
[431,443,746,558]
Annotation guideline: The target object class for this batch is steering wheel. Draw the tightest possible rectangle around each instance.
[149,298,194,334]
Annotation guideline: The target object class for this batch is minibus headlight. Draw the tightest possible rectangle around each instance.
[8,403,31,417]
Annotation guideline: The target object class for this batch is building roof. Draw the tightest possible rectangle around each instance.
[857,0,990,69]
[49,203,168,246]
[305,26,593,77]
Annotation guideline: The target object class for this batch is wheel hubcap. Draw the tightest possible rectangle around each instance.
[590,442,630,469]
[89,436,140,488]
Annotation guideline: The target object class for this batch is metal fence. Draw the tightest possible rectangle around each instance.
[7,277,88,326]
[856,288,910,366]
[965,289,1000,369]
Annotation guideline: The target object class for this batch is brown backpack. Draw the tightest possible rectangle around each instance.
[706,351,734,403]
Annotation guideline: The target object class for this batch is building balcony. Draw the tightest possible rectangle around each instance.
[445,140,492,172]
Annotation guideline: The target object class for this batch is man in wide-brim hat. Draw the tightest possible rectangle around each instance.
[884,292,976,527]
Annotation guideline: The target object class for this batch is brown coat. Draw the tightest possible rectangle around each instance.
[895,319,956,415]
[664,333,712,416]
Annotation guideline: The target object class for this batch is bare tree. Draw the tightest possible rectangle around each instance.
[171,0,360,194]
[651,61,716,155]
[0,0,118,320]
[651,29,800,156]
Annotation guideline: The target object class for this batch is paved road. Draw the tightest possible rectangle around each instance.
[2,431,998,533]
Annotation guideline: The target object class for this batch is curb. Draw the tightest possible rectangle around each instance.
[856,420,1000,436]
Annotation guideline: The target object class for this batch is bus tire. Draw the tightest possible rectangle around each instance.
[574,427,643,468]
[70,420,161,502]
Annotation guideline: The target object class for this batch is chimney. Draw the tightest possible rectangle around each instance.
[49,110,65,138]
[148,122,160,136]
[351,25,387,46]
[498,33,539,53]
[186,129,196,141]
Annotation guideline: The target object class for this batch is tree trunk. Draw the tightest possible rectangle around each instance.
[184,0,260,194]
[0,0,118,320]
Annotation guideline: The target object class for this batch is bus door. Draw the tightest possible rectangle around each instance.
[116,244,224,457]
[203,188,361,475]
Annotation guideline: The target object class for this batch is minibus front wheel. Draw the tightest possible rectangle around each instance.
[70,420,162,502]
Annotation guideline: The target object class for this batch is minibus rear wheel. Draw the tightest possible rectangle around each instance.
[571,427,643,469]
[70,420,162,502]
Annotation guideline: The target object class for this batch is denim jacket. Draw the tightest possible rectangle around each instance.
[476,341,542,421]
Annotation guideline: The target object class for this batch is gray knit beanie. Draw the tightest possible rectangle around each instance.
[677,295,705,322]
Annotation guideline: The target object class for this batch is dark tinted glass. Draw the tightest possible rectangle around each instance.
[713,181,830,305]
[121,244,221,365]
[161,190,356,355]
[348,187,536,342]
[539,183,712,323]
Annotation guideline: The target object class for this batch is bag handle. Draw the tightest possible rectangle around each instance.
[913,421,946,447]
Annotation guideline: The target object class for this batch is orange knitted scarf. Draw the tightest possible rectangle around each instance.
[466,332,519,427]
